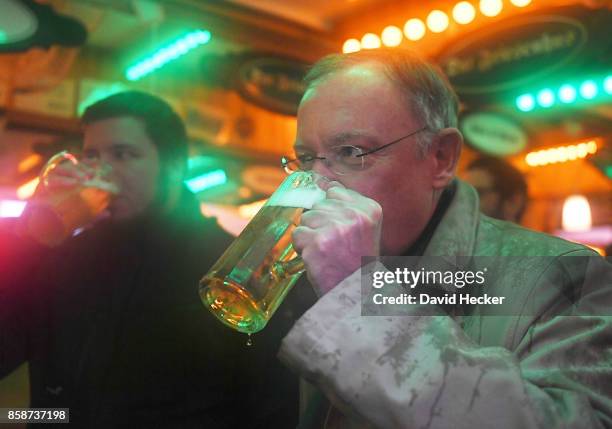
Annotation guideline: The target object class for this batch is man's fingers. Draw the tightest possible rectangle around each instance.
[292,225,316,252]
[300,210,332,229]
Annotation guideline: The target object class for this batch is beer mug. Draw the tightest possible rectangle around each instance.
[25,151,118,246]
[199,171,326,334]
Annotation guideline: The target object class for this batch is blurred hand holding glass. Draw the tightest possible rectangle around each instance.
[199,171,326,334]
[23,151,118,247]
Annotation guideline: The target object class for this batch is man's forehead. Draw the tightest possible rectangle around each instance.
[302,63,391,101]
[83,117,149,146]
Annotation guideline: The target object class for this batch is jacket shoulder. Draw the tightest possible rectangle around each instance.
[475,216,596,257]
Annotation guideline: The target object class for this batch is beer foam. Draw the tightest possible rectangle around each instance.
[267,188,325,209]
[83,178,119,194]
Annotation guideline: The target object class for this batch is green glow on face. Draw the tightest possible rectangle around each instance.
[126,30,211,81]
[558,84,577,103]
[579,80,598,99]
[516,94,535,112]
[184,169,227,193]
[536,89,555,108]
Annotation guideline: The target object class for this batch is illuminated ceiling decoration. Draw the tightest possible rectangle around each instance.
[342,0,533,53]
[516,73,612,112]
[184,169,227,194]
[524,139,599,167]
[125,30,211,81]
[0,0,87,52]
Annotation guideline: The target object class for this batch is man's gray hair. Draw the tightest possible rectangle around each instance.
[303,49,459,155]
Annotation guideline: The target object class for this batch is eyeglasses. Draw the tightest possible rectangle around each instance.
[281,126,428,175]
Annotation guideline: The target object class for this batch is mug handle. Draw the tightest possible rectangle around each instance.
[270,256,306,280]
[40,151,79,187]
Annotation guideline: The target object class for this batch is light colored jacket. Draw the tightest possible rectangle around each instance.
[279,180,612,429]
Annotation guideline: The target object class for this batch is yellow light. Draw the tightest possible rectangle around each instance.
[17,177,39,200]
[404,18,426,41]
[587,141,597,154]
[524,140,600,167]
[479,0,503,17]
[361,33,381,49]
[510,0,531,6]
[427,10,449,33]
[525,153,538,166]
[381,25,403,47]
[562,195,592,232]
[452,2,476,25]
[18,154,42,174]
[343,38,361,53]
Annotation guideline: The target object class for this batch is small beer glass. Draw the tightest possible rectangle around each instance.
[26,151,118,246]
[199,171,325,334]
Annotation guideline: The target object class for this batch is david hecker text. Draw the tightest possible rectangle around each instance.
[372,293,506,305]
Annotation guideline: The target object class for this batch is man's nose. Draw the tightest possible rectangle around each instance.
[311,159,337,181]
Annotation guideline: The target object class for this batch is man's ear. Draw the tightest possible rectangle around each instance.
[431,128,462,189]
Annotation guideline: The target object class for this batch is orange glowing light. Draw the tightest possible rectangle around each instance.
[404,18,426,41]
[18,154,43,174]
[361,33,381,49]
[480,0,503,17]
[381,25,403,47]
[510,0,531,6]
[525,140,599,167]
[427,10,449,33]
[453,2,476,24]
[342,38,361,53]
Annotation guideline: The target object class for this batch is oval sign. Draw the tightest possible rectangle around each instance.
[437,12,588,95]
[460,112,527,156]
[237,57,308,116]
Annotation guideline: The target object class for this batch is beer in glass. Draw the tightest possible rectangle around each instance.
[26,151,117,246]
[199,171,325,334]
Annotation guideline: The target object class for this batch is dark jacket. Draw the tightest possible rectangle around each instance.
[1,192,312,428]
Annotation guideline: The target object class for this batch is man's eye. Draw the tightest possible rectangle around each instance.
[335,146,363,158]
[83,151,99,160]
[297,154,315,163]
[113,149,136,160]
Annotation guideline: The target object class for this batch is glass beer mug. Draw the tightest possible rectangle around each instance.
[199,171,325,334]
[26,151,118,246]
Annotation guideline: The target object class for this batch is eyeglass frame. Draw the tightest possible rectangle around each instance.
[281,125,430,175]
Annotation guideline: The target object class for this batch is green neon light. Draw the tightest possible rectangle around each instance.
[0,31,7,43]
[514,73,612,112]
[516,94,535,112]
[126,30,211,81]
[579,80,598,99]
[184,169,227,193]
[605,76,612,94]
[558,84,576,103]
[536,89,555,108]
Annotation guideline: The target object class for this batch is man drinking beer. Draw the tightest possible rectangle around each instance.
[1,92,302,427]
[279,49,612,428]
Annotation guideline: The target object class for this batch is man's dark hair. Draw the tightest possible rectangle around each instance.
[82,91,188,174]
[467,156,528,219]
[82,91,188,205]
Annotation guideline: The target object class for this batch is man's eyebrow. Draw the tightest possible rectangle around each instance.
[292,131,379,152]
[109,143,139,151]
[323,131,378,147]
